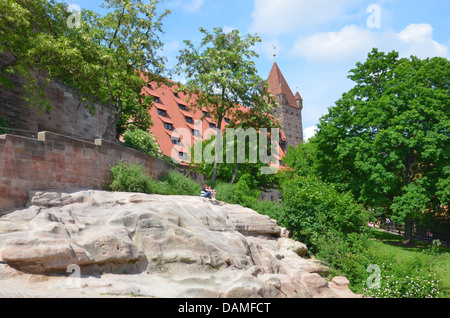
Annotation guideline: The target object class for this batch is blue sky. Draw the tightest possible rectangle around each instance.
[73,0,450,140]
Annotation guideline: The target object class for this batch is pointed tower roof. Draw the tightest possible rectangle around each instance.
[267,62,298,108]
[295,91,303,101]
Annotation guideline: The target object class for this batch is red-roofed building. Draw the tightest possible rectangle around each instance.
[140,63,303,169]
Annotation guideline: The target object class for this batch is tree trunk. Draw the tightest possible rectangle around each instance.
[230,163,239,185]
[404,218,414,244]
[211,115,223,182]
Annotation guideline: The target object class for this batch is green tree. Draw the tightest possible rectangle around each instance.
[0,0,89,110]
[280,175,368,253]
[1,0,170,139]
[314,49,450,242]
[177,27,278,181]
[72,0,171,139]
[280,139,318,181]
[123,124,161,155]
[191,129,279,191]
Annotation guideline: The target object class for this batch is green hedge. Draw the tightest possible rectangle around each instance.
[109,161,200,196]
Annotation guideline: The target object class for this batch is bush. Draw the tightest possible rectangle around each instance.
[215,174,261,208]
[123,124,160,155]
[159,170,201,196]
[250,199,281,221]
[363,257,443,298]
[280,175,368,252]
[109,161,153,193]
[109,162,201,197]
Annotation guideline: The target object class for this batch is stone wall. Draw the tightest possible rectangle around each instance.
[0,71,115,141]
[274,103,303,148]
[0,131,176,212]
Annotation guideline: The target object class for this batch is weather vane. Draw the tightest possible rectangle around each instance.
[273,45,277,61]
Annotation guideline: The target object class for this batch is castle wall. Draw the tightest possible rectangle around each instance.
[274,102,303,148]
[0,131,176,212]
[0,71,115,141]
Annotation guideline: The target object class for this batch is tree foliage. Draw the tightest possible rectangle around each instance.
[177,27,279,181]
[280,175,368,253]
[312,49,449,241]
[191,130,279,191]
[1,0,170,138]
[123,124,161,155]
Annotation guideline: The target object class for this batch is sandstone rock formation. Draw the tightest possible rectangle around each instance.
[0,190,360,298]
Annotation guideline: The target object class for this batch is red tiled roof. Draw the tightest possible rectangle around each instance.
[138,73,288,165]
[267,62,299,109]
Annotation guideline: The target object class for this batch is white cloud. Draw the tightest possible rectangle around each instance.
[250,0,360,36]
[168,0,205,13]
[304,126,318,142]
[291,25,376,63]
[290,23,448,63]
[395,23,448,59]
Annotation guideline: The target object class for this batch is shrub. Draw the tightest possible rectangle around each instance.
[109,161,153,193]
[280,175,368,252]
[123,124,160,155]
[250,199,281,221]
[364,266,442,298]
[215,174,261,208]
[109,162,201,197]
[159,170,201,196]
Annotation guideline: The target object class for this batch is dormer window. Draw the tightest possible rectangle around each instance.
[185,116,193,124]
[171,137,181,145]
[178,103,187,111]
[202,111,211,118]
[192,129,200,137]
[224,118,231,124]
[209,122,217,129]
[157,108,167,117]
[153,96,161,103]
[164,123,173,131]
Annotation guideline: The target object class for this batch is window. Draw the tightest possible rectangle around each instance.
[192,129,200,137]
[178,103,187,111]
[157,108,167,117]
[209,122,217,129]
[153,96,161,103]
[185,116,193,124]
[202,111,211,118]
[171,137,181,145]
[224,118,231,124]
[164,123,173,131]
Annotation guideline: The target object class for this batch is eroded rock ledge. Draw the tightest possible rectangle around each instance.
[0,190,360,298]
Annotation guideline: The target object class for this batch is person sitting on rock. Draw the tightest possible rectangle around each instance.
[201,184,215,200]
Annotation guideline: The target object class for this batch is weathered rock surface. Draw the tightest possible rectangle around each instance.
[0,190,360,298]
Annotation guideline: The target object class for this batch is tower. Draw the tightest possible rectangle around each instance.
[266,62,304,150]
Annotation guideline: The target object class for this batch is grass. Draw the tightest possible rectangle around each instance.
[371,230,450,297]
